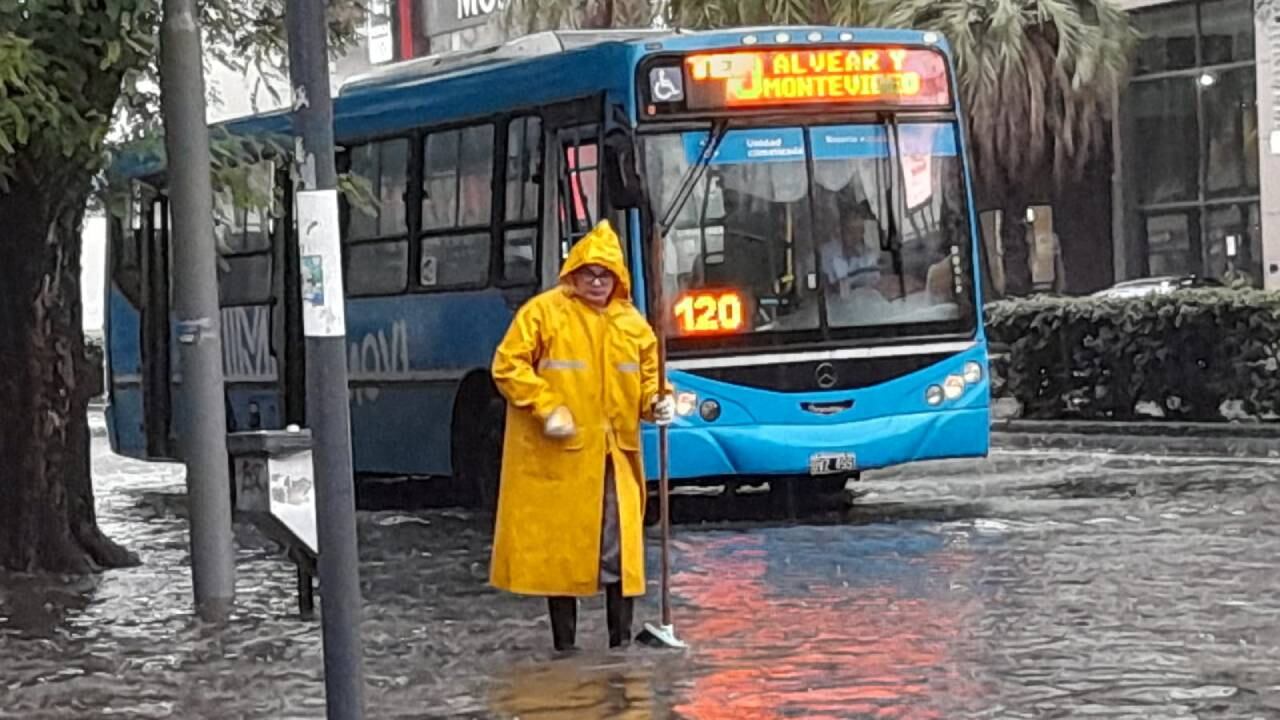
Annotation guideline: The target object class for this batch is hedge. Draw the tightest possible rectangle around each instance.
[985,289,1280,422]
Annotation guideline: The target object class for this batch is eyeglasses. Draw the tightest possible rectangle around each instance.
[579,268,614,287]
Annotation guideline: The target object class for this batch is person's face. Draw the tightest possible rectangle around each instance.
[846,214,882,264]
[843,216,866,253]
[572,264,617,307]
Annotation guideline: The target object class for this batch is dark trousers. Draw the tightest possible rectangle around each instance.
[548,584,633,651]
[547,458,632,651]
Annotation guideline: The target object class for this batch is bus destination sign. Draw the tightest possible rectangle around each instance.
[674,47,951,111]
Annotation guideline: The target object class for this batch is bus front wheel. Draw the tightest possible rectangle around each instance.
[451,378,505,510]
[768,475,857,511]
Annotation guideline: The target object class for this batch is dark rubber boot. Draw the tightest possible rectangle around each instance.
[547,597,577,652]
[605,583,633,648]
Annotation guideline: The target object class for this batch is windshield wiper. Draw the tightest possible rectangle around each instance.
[879,114,907,300]
[695,169,715,284]
[654,120,728,233]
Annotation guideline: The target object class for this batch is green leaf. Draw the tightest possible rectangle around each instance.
[101,41,121,71]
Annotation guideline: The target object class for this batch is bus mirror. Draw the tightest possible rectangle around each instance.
[604,129,645,209]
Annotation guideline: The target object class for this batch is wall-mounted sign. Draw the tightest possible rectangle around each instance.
[420,0,504,38]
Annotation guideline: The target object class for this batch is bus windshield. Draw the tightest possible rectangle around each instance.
[643,122,973,340]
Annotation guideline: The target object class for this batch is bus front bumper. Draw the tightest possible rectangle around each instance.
[641,405,990,482]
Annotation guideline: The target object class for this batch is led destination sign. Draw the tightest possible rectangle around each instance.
[657,47,951,111]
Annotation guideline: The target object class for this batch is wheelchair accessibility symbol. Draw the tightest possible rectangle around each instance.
[649,68,684,103]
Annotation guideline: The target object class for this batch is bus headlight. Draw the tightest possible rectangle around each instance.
[700,399,722,422]
[925,385,945,406]
[963,361,983,385]
[676,392,698,417]
[943,374,966,400]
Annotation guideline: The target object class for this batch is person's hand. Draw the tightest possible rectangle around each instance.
[544,406,576,439]
[651,394,675,427]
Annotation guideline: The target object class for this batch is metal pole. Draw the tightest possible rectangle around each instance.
[158,0,236,623]
[648,222,674,628]
[285,1,365,718]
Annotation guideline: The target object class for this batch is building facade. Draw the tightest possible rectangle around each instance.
[1115,0,1271,289]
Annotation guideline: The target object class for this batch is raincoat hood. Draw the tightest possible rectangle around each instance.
[559,220,633,301]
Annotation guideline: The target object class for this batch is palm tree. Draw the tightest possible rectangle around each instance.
[666,0,872,27]
[507,0,1136,295]
[503,0,658,32]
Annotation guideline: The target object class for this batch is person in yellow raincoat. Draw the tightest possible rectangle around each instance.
[489,220,674,652]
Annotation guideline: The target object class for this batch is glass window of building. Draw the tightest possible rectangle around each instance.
[1122,0,1260,285]
[1133,3,1197,74]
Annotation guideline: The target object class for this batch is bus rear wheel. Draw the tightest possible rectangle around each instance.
[451,379,505,510]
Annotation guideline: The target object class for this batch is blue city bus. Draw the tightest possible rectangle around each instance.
[104,27,991,506]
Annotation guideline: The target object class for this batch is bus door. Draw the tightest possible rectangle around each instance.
[104,188,147,457]
[540,96,606,288]
[140,194,175,458]
[215,161,289,433]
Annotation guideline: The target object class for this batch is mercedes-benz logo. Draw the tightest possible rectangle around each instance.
[815,362,838,389]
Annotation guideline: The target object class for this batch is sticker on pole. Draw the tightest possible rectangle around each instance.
[295,190,346,337]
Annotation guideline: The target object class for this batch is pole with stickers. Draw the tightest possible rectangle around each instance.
[285,1,366,717]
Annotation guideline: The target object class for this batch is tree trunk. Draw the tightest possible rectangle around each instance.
[585,0,615,27]
[810,0,831,24]
[0,155,138,574]
[1001,197,1033,296]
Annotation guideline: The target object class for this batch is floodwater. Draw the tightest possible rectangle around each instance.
[3,420,1280,719]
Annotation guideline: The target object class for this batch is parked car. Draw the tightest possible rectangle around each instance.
[1091,275,1223,299]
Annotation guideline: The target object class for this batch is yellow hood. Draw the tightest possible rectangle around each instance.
[559,220,633,301]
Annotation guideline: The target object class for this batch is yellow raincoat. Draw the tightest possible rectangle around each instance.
[489,221,660,598]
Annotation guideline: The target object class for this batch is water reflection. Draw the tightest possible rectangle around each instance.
[488,658,663,719]
[667,530,985,720]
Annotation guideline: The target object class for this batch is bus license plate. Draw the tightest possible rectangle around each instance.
[809,452,855,476]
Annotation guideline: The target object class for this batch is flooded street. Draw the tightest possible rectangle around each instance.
[4,422,1280,719]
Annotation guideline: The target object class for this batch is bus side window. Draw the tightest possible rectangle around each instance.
[420,123,495,289]
[557,126,600,258]
[213,161,274,306]
[345,138,411,296]
[502,116,542,285]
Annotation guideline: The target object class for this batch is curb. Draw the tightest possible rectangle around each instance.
[992,418,1280,440]
[992,419,1280,458]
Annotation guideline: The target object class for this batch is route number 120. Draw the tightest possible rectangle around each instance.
[673,290,745,336]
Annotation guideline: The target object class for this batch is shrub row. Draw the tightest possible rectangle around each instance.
[985,289,1280,422]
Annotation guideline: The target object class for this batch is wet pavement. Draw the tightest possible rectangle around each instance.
[3,421,1280,719]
